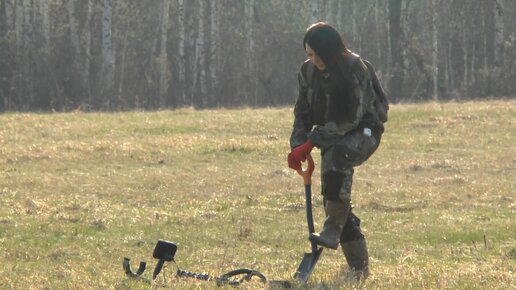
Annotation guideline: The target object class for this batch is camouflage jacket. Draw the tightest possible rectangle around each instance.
[290,54,383,151]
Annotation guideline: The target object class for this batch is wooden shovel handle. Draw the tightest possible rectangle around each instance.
[296,154,315,186]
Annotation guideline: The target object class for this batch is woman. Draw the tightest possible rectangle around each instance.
[288,22,384,280]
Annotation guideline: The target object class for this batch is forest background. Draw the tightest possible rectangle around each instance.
[0,0,514,111]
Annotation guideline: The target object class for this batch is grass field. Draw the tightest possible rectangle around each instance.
[0,100,515,289]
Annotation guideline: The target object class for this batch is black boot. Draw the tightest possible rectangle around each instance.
[341,237,369,281]
[309,199,350,249]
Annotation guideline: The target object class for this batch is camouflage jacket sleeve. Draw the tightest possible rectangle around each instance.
[289,63,313,149]
[308,59,372,151]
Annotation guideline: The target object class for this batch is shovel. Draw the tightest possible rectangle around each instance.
[293,154,323,283]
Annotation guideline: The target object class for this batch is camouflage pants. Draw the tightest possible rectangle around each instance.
[319,159,361,243]
[319,127,382,242]
[320,127,380,201]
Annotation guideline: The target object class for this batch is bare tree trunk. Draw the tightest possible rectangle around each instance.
[351,0,357,44]
[118,30,127,98]
[66,0,81,105]
[100,0,115,108]
[336,0,342,32]
[66,0,79,58]
[192,0,206,106]
[446,32,454,98]
[28,0,51,109]
[14,0,22,47]
[158,0,170,107]
[177,0,186,105]
[209,0,219,105]
[40,0,49,56]
[22,0,33,109]
[430,0,438,101]
[2,0,10,33]
[470,42,476,85]
[116,1,130,107]
[375,0,380,60]
[462,25,468,93]
[481,2,488,71]
[493,0,504,69]
[22,0,31,47]
[244,0,255,105]
[401,0,410,69]
[325,0,333,25]
[309,0,318,24]
[0,0,6,38]
[386,0,391,87]
[84,0,91,104]
[0,0,7,111]
[388,0,403,101]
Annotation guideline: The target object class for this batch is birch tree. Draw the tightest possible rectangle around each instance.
[21,0,33,108]
[84,0,92,103]
[335,0,342,32]
[66,0,82,104]
[481,2,488,71]
[244,0,256,104]
[0,0,8,33]
[209,0,219,102]
[0,0,8,111]
[192,0,206,105]
[350,0,357,45]
[66,0,79,61]
[325,0,333,25]
[462,15,469,94]
[158,0,170,106]
[0,0,514,110]
[444,3,455,98]
[493,0,504,70]
[13,0,22,52]
[0,0,9,45]
[309,0,318,24]
[100,0,115,107]
[430,0,439,100]
[40,0,49,56]
[388,0,403,100]
[177,0,186,105]
[22,0,30,47]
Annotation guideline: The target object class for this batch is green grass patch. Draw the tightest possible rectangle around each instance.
[131,125,200,135]
[1,100,515,289]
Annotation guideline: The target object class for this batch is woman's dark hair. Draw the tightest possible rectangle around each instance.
[304,23,356,123]
[303,22,349,69]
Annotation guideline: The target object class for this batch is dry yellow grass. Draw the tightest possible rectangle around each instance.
[0,100,515,289]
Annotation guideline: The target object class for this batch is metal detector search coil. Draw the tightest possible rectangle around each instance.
[123,239,277,287]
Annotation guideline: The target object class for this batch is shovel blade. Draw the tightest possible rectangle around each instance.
[293,247,323,282]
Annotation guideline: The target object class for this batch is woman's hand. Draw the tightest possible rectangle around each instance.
[287,140,314,170]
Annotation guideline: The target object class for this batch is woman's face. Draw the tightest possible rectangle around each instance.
[305,43,326,71]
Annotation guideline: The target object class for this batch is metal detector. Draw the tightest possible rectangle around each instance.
[123,239,272,287]
[122,155,322,287]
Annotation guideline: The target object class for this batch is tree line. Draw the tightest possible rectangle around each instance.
[0,0,515,111]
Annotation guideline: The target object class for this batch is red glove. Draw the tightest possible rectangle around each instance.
[288,140,314,170]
